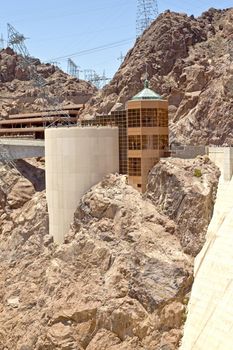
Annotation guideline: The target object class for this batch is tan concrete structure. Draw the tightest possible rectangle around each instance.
[45,126,119,243]
[181,147,233,350]
[127,88,169,192]
[80,81,169,193]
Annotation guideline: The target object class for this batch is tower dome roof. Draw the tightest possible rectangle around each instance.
[131,80,162,101]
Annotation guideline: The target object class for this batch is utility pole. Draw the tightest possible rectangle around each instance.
[136,0,159,37]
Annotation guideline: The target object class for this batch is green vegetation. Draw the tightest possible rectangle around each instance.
[194,168,202,178]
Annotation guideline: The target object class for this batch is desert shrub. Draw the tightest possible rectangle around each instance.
[194,168,202,177]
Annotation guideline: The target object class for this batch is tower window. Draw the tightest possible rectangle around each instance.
[128,109,141,127]
[128,135,141,150]
[129,158,141,176]
[158,109,168,127]
[142,135,159,149]
[142,108,157,127]
[159,135,168,150]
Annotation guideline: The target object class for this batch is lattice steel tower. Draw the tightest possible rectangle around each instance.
[136,0,159,37]
[67,58,81,79]
[7,23,30,57]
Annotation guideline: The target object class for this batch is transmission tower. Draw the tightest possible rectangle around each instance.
[84,69,110,89]
[7,23,30,57]
[118,52,125,64]
[47,61,60,68]
[136,0,159,37]
[6,23,75,127]
[0,34,4,50]
[67,58,81,79]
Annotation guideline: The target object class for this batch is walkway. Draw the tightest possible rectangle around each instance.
[0,138,44,159]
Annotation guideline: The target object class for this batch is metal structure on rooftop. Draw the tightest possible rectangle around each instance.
[136,0,159,37]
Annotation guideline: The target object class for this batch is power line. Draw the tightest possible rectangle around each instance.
[47,37,134,62]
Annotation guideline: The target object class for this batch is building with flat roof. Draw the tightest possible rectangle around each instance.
[0,104,83,138]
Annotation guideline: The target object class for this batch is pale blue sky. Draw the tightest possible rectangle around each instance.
[0,0,232,79]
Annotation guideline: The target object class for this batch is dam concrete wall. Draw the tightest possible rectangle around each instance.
[45,126,119,244]
[181,147,233,349]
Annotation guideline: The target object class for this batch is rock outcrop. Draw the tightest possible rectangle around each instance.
[146,156,220,256]
[83,8,233,145]
[0,172,192,350]
[0,47,97,116]
[0,155,220,349]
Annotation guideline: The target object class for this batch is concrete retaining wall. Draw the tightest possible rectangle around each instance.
[45,126,119,244]
[208,147,233,181]
[181,148,233,349]
[171,145,207,159]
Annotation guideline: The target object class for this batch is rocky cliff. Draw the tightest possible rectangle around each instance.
[0,48,97,116]
[146,156,220,256]
[83,8,233,146]
[0,156,219,349]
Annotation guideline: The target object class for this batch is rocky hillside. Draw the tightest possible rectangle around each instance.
[0,47,97,116]
[83,8,233,146]
[146,156,220,256]
[0,157,219,349]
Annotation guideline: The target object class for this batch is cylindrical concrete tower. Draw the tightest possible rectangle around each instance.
[45,126,119,243]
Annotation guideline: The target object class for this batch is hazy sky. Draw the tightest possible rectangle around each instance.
[0,0,232,79]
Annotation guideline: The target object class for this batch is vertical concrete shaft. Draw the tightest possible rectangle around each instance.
[224,147,233,181]
[45,127,119,244]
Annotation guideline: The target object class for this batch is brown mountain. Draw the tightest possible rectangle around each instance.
[83,8,233,146]
[0,47,97,116]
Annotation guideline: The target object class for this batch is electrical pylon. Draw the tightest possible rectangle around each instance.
[136,0,159,37]
[7,23,75,127]
[84,69,110,89]
[67,58,81,79]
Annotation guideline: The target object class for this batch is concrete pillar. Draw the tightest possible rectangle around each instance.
[224,147,233,181]
[45,126,119,244]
